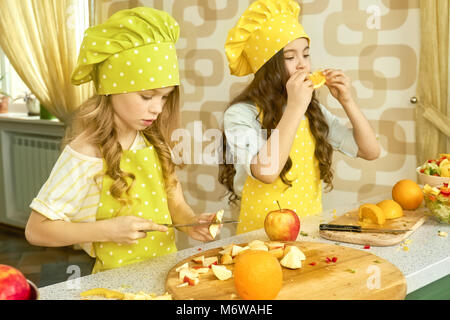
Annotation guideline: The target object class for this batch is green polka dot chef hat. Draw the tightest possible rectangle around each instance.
[71,7,180,95]
[225,0,310,77]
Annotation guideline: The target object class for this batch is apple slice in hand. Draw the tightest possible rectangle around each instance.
[209,209,224,239]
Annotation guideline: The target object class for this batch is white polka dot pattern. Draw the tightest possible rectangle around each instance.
[92,134,176,273]
[237,117,322,235]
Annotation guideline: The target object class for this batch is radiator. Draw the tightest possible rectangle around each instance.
[9,132,61,223]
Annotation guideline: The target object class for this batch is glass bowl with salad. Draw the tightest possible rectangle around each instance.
[417,154,450,187]
[422,183,450,224]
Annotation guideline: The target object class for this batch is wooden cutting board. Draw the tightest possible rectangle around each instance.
[165,241,406,300]
[319,207,427,246]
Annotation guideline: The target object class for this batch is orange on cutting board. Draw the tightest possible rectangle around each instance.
[392,179,423,210]
[233,250,282,300]
[358,203,386,225]
[309,70,326,89]
[376,200,403,220]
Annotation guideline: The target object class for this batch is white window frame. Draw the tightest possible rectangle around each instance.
[0,49,11,97]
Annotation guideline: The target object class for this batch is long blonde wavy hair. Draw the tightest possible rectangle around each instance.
[62,87,180,210]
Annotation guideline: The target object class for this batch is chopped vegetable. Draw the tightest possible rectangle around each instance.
[438,231,448,238]
[345,269,356,273]
[363,245,371,249]
[325,257,338,264]
[309,262,317,266]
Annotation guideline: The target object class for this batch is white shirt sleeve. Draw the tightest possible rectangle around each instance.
[29,146,103,222]
[223,102,267,178]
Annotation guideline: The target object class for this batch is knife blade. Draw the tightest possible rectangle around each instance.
[160,220,240,229]
[319,224,412,233]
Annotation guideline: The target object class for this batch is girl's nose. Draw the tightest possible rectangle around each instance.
[149,98,164,115]
[297,61,306,70]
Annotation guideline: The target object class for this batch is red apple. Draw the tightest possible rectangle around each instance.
[264,205,300,241]
[0,264,31,300]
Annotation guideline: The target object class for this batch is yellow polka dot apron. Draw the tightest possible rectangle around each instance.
[92,134,177,273]
[237,112,322,234]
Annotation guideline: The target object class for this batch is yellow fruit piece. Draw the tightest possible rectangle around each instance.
[439,159,450,177]
[376,200,403,220]
[309,70,326,89]
[80,288,125,300]
[439,153,450,159]
[358,203,386,225]
[423,184,441,196]
[441,166,450,178]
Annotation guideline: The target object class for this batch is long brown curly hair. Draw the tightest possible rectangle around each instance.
[63,87,180,211]
[219,50,334,204]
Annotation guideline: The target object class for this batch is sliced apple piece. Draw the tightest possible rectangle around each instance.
[209,209,224,239]
[231,245,250,257]
[248,240,266,248]
[194,267,210,274]
[192,255,204,264]
[175,262,189,273]
[183,275,199,286]
[203,256,219,268]
[283,245,306,260]
[211,264,232,281]
[178,268,198,281]
[268,247,285,259]
[265,241,286,250]
[220,253,234,265]
[280,251,302,269]
[251,244,269,251]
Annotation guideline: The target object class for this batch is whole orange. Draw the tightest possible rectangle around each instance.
[233,250,283,300]
[392,179,423,210]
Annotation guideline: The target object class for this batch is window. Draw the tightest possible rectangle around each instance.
[0,0,91,113]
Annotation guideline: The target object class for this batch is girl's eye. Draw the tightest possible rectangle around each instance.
[304,54,310,58]
[141,96,152,100]
[284,57,294,60]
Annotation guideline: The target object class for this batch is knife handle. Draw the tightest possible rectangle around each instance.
[319,224,362,232]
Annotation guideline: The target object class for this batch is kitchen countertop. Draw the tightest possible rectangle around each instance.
[38,193,450,300]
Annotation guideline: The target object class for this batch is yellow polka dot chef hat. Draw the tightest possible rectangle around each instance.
[71,7,180,95]
[225,0,310,77]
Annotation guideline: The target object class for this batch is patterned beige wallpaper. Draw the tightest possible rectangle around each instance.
[98,0,421,249]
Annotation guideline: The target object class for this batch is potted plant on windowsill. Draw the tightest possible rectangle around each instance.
[0,75,11,114]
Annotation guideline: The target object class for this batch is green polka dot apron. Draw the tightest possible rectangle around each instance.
[237,112,322,235]
[92,134,177,273]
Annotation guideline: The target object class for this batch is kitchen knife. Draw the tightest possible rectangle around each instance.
[319,224,412,233]
[160,220,240,229]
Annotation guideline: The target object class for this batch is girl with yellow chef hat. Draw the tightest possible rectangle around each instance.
[220,0,380,234]
[25,7,221,273]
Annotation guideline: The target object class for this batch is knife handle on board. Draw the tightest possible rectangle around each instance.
[319,224,362,232]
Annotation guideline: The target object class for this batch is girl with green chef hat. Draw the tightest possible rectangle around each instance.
[25,7,221,273]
